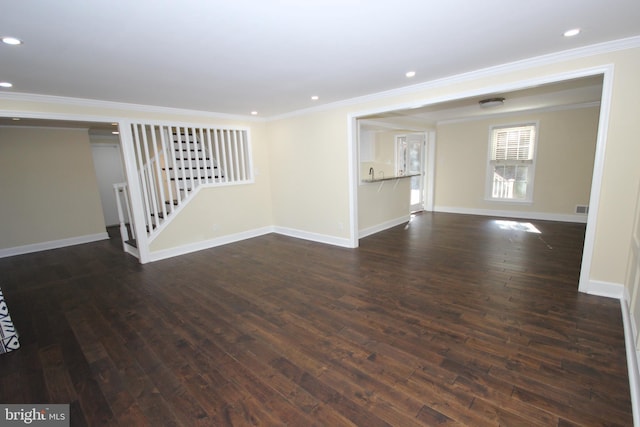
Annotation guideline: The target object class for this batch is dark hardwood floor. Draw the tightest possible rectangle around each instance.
[0,212,632,426]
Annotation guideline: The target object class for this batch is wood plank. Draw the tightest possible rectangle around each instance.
[0,213,631,426]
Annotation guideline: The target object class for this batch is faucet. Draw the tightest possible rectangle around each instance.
[369,167,374,180]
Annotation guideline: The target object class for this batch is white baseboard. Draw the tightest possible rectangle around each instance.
[149,226,274,262]
[358,215,411,239]
[273,226,354,248]
[149,225,355,262]
[620,296,640,426]
[0,232,109,258]
[582,279,625,299]
[434,206,588,223]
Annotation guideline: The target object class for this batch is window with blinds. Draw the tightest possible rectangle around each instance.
[486,123,537,202]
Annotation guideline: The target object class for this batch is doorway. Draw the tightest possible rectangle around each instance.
[90,138,126,226]
[395,133,426,212]
[349,68,612,295]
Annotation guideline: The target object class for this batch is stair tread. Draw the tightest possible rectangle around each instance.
[163,166,218,170]
[170,176,220,181]
[149,211,170,218]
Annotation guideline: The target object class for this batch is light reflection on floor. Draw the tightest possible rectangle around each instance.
[494,220,541,234]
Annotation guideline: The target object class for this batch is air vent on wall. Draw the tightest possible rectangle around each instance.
[575,205,589,215]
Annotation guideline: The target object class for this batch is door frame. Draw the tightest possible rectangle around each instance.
[347,64,614,297]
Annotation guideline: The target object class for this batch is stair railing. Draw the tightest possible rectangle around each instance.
[113,182,138,257]
[126,122,252,245]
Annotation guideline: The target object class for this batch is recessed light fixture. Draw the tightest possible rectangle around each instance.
[311,95,319,101]
[112,131,120,135]
[563,28,581,37]
[0,82,13,88]
[251,111,258,116]
[12,117,20,121]
[406,71,416,78]
[1,37,22,45]
[479,97,505,108]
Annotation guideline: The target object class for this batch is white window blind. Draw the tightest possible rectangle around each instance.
[491,125,535,162]
[487,124,537,202]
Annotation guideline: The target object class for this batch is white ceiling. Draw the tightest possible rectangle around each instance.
[1,0,639,118]
[360,75,604,130]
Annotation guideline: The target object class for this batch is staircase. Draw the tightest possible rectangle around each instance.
[159,131,224,214]
[114,123,252,259]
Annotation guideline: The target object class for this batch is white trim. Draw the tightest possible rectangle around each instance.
[0,37,637,123]
[0,91,265,123]
[273,36,640,121]
[621,297,640,427]
[484,121,539,204]
[149,227,274,262]
[359,215,411,239]
[437,101,601,126]
[149,226,354,262]
[424,131,436,211]
[0,124,91,131]
[0,232,109,258]
[582,279,625,299]
[578,65,615,293]
[433,206,588,224]
[349,64,614,298]
[273,226,354,248]
[347,116,360,248]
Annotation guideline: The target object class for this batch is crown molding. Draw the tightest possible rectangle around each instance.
[270,35,640,121]
[0,91,266,123]
[0,36,637,123]
[436,101,601,126]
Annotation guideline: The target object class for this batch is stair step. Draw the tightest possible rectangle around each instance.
[170,176,219,181]
[163,166,218,171]
[149,211,170,219]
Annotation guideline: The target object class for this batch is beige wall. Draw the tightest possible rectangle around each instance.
[1,45,639,291]
[435,106,599,215]
[150,121,274,251]
[267,110,351,238]
[358,129,415,231]
[358,179,411,231]
[266,46,640,288]
[0,127,106,248]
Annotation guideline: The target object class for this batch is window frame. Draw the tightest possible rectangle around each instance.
[484,121,539,203]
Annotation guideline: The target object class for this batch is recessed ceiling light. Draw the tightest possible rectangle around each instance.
[12,117,20,121]
[0,82,13,88]
[406,71,416,78]
[112,131,120,135]
[311,95,319,101]
[251,111,258,115]
[1,37,22,45]
[564,28,581,37]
